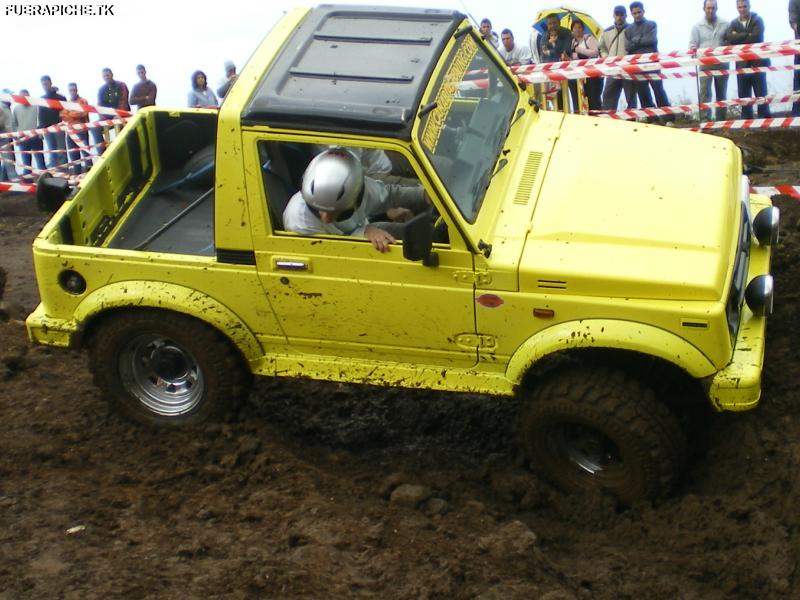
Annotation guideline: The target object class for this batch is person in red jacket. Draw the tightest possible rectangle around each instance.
[60,82,90,175]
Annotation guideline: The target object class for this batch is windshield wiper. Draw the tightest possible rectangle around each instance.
[510,107,526,128]
[492,158,509,179]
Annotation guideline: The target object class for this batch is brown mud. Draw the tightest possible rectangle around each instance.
[1,130,799,599]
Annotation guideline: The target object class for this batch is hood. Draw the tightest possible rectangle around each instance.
[520,115,741,301]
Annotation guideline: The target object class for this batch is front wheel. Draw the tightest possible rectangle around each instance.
[519,367,687,504]
[88,310,251,427]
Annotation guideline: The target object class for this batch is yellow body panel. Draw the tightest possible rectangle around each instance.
[705,215,772,411]
[25,8,774,412]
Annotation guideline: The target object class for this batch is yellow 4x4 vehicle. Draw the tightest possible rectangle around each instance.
[27,6,778,503]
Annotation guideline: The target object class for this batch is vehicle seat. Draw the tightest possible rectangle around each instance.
[260,142,297,230]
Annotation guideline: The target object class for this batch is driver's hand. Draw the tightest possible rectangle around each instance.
[364,225,396,253]
[386,207,413,223]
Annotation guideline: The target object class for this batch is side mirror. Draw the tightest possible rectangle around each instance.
[403,212,439,267]
[36,173,72,214]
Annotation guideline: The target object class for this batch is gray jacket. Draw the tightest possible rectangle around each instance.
[689,17,729,71]
[725,13,768,67]
[625,19,658,54]
[11,103,37,131]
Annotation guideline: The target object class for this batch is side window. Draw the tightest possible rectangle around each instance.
[257,141,446,246]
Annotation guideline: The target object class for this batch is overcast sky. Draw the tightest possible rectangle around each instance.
[1,0,796,111]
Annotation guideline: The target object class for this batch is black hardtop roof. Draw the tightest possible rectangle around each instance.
[242,4,465,138]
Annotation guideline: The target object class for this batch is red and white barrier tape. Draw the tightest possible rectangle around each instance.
[693,117,800,131]
[0,181,38,193]
[0,117,128,141]
[517,63,663,84]
[595,92,800,120]
[699,64,800,78]
[0,92,132,118]
[513,39,800,74]
[752,185,800,199]
[514,64,799,84]
[619,64,800,80]
[509,40,800,84]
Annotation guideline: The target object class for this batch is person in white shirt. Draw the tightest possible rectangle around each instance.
[569,21,603,111]
[498,28,532,67]
[689,0,730,121]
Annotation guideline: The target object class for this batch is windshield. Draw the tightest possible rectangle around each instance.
[418,34,518,223]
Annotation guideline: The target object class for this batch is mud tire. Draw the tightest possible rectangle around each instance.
[519,366,688,504]
[88,310,251,427]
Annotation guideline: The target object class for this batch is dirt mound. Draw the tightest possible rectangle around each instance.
[1,135,800,598]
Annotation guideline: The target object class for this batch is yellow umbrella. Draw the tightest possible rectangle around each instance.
[533,6,603,39]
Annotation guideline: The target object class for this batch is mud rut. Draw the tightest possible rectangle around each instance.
[1,130,799,599]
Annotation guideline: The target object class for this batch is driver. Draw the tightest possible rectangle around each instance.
[283,147,426,253]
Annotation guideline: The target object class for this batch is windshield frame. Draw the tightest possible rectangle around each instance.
[416,30,520,224]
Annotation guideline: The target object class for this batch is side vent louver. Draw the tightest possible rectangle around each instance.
[514,152,543,205]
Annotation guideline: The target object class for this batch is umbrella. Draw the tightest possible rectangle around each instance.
[533,6,603,40]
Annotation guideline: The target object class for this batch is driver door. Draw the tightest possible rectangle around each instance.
[247,135,479,368]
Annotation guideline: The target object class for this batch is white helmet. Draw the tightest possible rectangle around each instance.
[301,148,364,214]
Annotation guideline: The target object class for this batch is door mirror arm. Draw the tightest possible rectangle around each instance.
[403,212,439,267]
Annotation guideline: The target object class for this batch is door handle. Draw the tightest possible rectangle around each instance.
[274,260,309,271]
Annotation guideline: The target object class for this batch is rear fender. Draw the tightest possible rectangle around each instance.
[74,281,263,361]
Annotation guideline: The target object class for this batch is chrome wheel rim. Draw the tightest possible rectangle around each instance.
[118,334,204,416]
[551,423,622,475]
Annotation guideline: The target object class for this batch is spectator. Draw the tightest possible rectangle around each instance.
[0,94,18,182]
[95,68,130,155]
[39,75,67,169]
[725,0,770,119]
[216,60,237,99]
[480,18,499,48]
[569,20,603,111]
[600,5,639,111]
[98,68,130,111]
[529,27,542,64]
[60,83,90,175]
[790,0,799,116]
[11,89,45,179]
[188,71,219,108]
[129,64,157,110]
[498,29,532,66]
[539,15,573,110]
[539,14,572,63]
[690,0,729,121]
[625,2,674,123]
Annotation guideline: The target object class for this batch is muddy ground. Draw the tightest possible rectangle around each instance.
[1,130,799,599]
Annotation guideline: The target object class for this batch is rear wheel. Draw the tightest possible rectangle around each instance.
[519,367,687,504]
[89,310,251,427]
